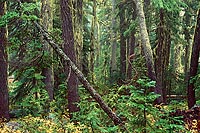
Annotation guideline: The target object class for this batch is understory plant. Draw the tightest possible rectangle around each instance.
[72,78,187,133]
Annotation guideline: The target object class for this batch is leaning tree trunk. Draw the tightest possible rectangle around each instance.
[35,22,122,125]
[41,0,54,101]
[0,1,10,121]
[134,0,163,103]
[60,0,80,117]
[187,9,200,109]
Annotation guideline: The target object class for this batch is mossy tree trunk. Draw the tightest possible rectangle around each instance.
[89,0,97,83]
[73,0,83,71]
[134,0,163,103]
[35,22,123,125]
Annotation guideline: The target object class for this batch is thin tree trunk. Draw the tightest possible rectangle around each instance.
[187,9,200,109]
[0,1,10,121]
[184,10,192,89]
[127,5,136,80]
[41,0,54,101]
[60,0,80,117]
[110,0,117,83]
[73,0,83,71]
[35,22,122,125]
[89,0,97,83]
[134,0,163,103]
[119,4,127,81]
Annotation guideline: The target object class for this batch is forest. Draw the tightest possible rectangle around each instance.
[0,0,200,132]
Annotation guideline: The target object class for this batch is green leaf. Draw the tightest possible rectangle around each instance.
[34,73,45,80]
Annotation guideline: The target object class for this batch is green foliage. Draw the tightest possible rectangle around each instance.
[0,11,19,27]
[0,115,90,133]
[124,20,137,37]
[152,0,187,11]
[71,79,187,132]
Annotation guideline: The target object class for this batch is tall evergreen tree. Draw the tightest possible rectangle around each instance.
[60,0,80,117]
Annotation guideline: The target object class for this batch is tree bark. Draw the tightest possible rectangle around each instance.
[127,4,136,80]
[73,0,83,71]
[155,9,170,103]
[0,1,10,121]
[41,0,54,101]
[89,0,97,83]
[110,0,117,83]
[60,0,80,117]
[119,4,127,80]
[35,22,122,125]
[134,0,163,103]
[183,8,192,89]
[187,9,200,109]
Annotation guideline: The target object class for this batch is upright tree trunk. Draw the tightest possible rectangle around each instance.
[73,0,83,71]
[174,43,183,74]
[119,4,127,80]
[134,0,163,103]
[89,0,97,83]
[187,9,200,109]
[127,5,136,80]
[110,0,117,83]
[0,1,10,121]
[155,9,170,103]
[60,0,80,117]
[184,9,192,88]
[127,33,135,80]
[41,0,54,101]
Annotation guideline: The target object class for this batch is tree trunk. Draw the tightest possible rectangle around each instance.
[35,22,122,125]
[89,0,97,83]
[60,0,80,117]
[155,9,170,103]
[110,0,117,83]
[127,5,136,80]
[119,4,127,80]
[73,0,83,71]
[187,9,200,109]
[41,0,54,101]
[0,1,10,121]
[134,0,163,103]
[183,9,192,89]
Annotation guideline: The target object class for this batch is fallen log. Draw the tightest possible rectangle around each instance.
[34,22,122,126]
